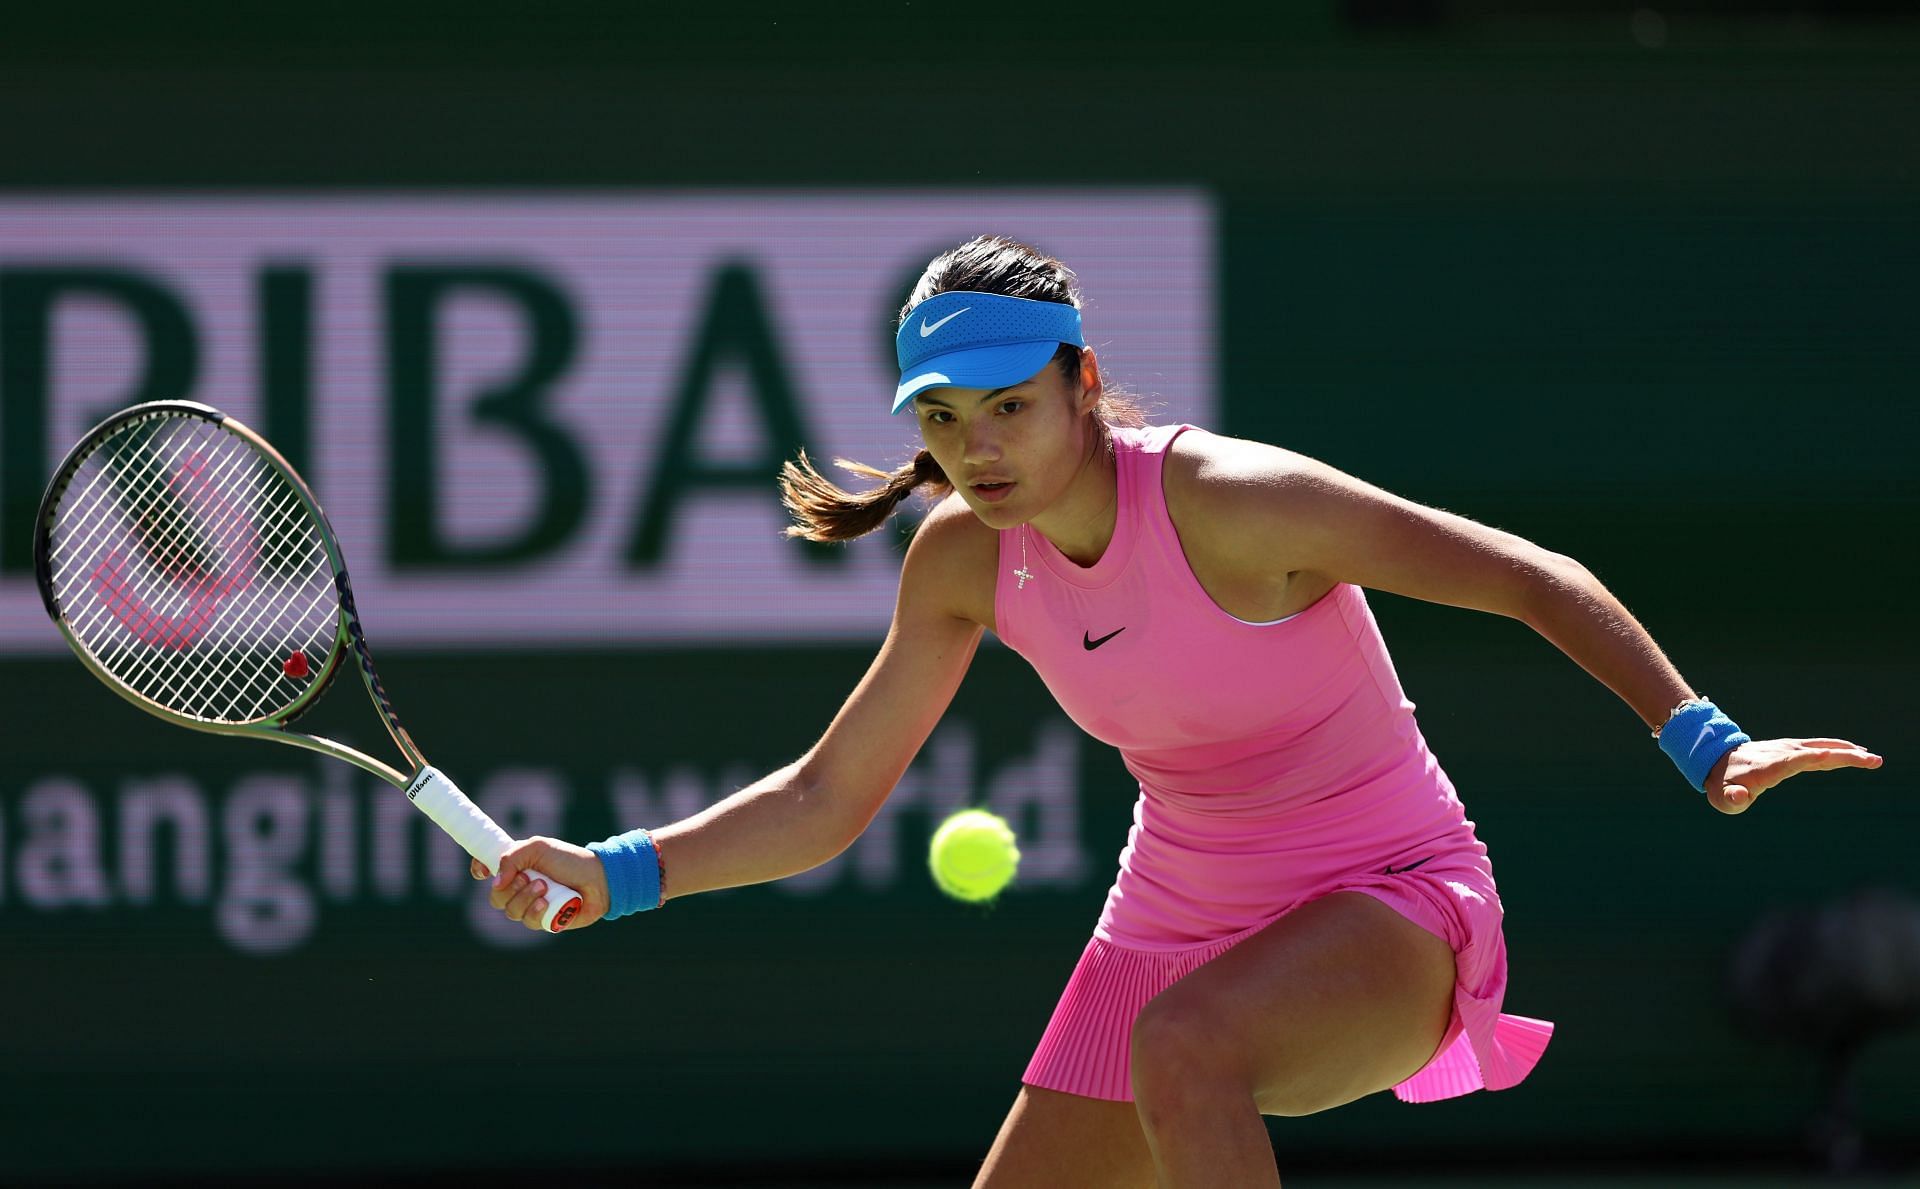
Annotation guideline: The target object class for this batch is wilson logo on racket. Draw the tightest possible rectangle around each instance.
[91,451,260,651]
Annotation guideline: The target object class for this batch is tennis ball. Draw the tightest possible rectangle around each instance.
[928,809,1020,902]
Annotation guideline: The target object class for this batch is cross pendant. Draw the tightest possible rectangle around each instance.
[1014,564,1033,590]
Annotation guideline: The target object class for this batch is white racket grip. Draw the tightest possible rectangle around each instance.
[405,766,583,933]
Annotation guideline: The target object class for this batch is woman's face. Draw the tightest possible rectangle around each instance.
[910,355,1100,530]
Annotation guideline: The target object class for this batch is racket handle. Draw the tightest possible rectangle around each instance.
[405,766,584,933]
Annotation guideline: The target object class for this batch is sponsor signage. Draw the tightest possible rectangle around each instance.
[0,191,1216,650]
[1,720,1087,956]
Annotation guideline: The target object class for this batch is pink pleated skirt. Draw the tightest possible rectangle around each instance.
[1022,862,1555,1104]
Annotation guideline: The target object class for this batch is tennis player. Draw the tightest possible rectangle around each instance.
[477,235,1883,1187]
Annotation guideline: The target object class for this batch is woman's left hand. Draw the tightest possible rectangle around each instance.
[1707,738,1884,814]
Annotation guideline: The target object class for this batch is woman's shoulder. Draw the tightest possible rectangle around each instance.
[914,488,997,548]
[1162,427,1318,514]
[900,491,998,627]
[1156,428,1334,603]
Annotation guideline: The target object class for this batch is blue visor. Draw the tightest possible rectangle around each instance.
[892,291,1085,414]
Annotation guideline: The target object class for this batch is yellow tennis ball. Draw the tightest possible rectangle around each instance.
[928,809,1020,903]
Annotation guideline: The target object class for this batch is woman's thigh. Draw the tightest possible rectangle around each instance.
[974,1084,1156,1189]
[1132,890,1457,1117]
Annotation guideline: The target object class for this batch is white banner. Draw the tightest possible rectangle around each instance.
[0,191,1215,649]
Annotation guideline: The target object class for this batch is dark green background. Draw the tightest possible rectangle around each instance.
[1,3,1915,1181]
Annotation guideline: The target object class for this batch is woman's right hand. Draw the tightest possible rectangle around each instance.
[470,837,610,931]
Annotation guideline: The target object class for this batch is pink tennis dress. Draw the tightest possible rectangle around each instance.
[994,423,1553,1104]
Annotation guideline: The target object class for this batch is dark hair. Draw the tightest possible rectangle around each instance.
[781,234,1147,544]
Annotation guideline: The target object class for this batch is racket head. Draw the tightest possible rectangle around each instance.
[33,401,351,734]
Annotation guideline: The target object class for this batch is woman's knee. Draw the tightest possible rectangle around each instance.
[1129,990,1250,1112]
[1130,986,1338,1120]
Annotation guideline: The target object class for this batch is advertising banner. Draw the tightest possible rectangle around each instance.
[0,191,1216,651]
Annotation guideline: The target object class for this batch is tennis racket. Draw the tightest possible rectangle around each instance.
[32,400,582,932]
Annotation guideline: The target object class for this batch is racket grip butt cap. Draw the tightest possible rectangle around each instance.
[538,888,585,932]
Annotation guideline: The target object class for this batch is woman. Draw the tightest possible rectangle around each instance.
[475,235,1882,1187]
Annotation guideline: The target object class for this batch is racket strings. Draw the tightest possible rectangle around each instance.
[59,428,262,646]
[47,414,339,724]
[58,423,261,654]
[113,429,335,720]
[65,422,333,720]
[108,474,323,719]
[56,419,266,690]
[52,420,237,618]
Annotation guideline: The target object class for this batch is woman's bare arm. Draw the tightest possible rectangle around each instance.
[479,497,997,924]
[653,509,990,897]
[1169,433,1880,813]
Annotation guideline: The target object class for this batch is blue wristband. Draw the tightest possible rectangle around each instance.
[588,828,663,919]
[1657,699,1751,793]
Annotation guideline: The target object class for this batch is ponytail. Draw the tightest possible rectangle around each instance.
[780,448,952,544]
